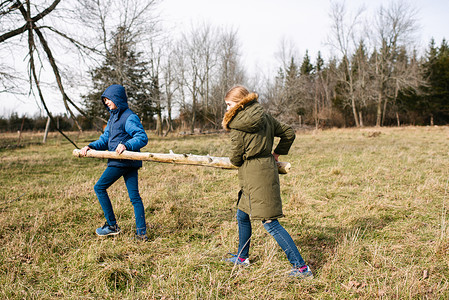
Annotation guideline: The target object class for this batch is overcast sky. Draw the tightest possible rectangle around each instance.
[2,0,448,117]
[160,0,448,72]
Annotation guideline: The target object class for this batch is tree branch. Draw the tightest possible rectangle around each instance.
[25,1,78,148]
[0,0,61,43]
[33,27,83,131]
[38,25,102,54]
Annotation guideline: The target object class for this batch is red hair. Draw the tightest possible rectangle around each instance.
[225,85,251,103]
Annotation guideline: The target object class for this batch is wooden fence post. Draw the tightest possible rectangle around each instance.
[43,116,51,143]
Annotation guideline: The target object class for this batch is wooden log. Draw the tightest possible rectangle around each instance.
[72,149,291,174]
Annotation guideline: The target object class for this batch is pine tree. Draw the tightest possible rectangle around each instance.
[285,57,299,91]
[300,50,314,75]
[424,39,449,123]
[315,51,324,73]
[398,38,449,125]
[83,26,156,126]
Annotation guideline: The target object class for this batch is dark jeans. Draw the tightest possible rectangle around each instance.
[94,166,146,235]
[236,209,305,268]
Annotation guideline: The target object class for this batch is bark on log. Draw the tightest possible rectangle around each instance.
[72,149,291,174]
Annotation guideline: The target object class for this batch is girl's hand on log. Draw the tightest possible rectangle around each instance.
[80,146,91,156]
[116,144,126,154]
[273,152,280,162]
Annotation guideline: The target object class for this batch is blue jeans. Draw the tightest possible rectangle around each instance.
[94,166,146,235]
[236,209,305,268]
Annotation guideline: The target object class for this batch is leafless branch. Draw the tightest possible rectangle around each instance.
[37,25,102,54]
[0,0,61,43]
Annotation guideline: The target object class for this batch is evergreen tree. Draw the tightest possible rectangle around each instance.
[414,38,449,124]
[351,41,368,78]
[398,38,449,125]
[425,39,449,123]
[83,26,156,125]
[315,51,324,73]
[285,57,303,116]
[300,50,314,75]
[426,38,438,66]
[285,57,299,91]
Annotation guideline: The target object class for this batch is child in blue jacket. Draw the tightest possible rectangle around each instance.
[80,84,149,240]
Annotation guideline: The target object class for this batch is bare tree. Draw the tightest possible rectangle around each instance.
[0,0,88,146]
[264,39,302,123]
[171,41,188,130]
[144,41,163,135]
[327,1,366,127]
[160,39,178,135]
[275,37,300,72]
[76,0,159,52]
[0,0,159,144]
[160,24,246,133]
[209,27,245,127]
[371,0,420,126]
[178,22,220,133]
[386,47,424,126]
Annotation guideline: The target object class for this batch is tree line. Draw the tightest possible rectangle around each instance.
[264,2,449,128]
[1,0,448,136]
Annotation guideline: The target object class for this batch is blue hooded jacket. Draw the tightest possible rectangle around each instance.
[88,84,148,168]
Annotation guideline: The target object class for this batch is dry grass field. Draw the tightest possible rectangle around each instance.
[1,126,449,299]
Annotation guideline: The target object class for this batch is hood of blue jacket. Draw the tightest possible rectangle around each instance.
[101,84,129,112]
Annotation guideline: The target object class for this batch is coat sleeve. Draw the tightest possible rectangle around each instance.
[123,114,148,151]
[229,129,245,167]
[271,116,295,155]
[88,123,110,150]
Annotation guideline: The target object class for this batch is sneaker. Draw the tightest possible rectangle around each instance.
[96,222,121,236]
[223,253,250,266]
[135,234,149,241]
[289,265,313,279]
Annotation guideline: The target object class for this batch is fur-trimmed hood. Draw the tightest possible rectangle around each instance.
[222,93,265,132]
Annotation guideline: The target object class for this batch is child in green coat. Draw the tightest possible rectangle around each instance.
[222,85,312,279]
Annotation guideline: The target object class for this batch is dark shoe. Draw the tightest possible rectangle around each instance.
[96,222,121,236]
[135,234,149,241]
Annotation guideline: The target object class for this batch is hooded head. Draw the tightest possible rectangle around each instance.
[101,84,129,112]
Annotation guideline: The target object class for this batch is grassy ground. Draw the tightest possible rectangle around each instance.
[1,126,449,299]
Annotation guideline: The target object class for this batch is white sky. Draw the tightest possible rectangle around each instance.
[160,0,449,72]
[2,0,448,117]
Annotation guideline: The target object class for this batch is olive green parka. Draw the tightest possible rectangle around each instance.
[222,93,296,220]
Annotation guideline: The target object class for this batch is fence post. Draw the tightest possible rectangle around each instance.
[43,116,51,143]
[17,116,25,146]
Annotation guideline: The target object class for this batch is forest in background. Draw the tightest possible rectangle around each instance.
[0,0,448,134]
